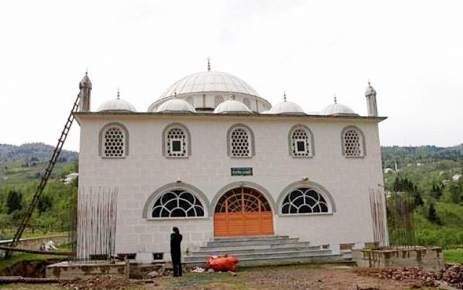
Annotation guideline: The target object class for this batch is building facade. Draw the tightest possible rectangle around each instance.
[75,65,387,262]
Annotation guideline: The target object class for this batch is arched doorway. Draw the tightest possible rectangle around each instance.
[214,187,273,237]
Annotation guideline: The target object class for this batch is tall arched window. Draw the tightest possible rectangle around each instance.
[289,125,314,157]
[214,95,224,107]
[186,97,194,106]
[163,123,191,158]
[281,188,329,215]
[342,126,365,157]
[243,98,251,110]
[99,123,129,158]
[227,124,255,158]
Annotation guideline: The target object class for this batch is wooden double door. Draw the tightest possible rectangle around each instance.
[214,187,274,237]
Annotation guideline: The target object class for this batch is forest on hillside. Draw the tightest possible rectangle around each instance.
[382,144,463,247]
[0,143,463,247]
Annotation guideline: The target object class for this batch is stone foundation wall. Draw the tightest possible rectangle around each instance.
[46,261,129,279]
[353,246,444,270]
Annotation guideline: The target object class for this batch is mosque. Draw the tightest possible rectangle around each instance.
[74,61,387,262]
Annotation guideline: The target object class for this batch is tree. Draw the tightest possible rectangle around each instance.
[430,184,443,200]
[6,190,22,214]
[427,203,441,225]
[37,195,52,215]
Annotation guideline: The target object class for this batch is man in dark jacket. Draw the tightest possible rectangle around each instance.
[170,227,183,277]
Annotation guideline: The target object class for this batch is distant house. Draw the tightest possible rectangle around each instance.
[63,173,78,184]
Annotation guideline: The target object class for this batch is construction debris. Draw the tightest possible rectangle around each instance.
[355,264,463,289]
[58,276,150,290]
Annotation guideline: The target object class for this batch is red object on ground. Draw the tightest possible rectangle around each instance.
[207,255,239,272]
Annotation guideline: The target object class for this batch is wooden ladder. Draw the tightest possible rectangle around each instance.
[5,93,81,258]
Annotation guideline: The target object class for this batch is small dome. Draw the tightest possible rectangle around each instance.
[155,98,196,113]
[321,101,357,116]
[269,95,304,115]
[213,99,252,114]
[365,82,376,96]
[269,101,304,114]
[97,95,136,112]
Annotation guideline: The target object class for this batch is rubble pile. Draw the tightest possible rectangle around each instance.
[356,264,463,289]
[58,276,148,290]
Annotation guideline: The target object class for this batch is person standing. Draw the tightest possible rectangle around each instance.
[170,227,183,277]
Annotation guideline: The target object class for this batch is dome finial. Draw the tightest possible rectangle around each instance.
[117,88,120,100]
[334,95,337,104]
[283,91,287,102]
[207,57,211,72]
[368,79,371,86]
[174,91,177,98]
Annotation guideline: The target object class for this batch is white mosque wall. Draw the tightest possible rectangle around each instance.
[77,114,385,258]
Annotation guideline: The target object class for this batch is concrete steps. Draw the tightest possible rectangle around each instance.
[184,235,343,267]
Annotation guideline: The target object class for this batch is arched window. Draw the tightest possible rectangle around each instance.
[227,124,255,158]
[186,97,194,106]
[289,125,314,157]
[243,98,251,110]
[99,123,129,158]
[214,95,224,107]
[163,123,191,158]
[281,188,329,214]
[152,189,205,218]
[342,126,365,157]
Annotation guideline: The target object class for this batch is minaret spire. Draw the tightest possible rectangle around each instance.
[79,71,92,112]
[207,57,211,72]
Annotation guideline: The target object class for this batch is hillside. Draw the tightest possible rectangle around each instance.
[0,143,78,188]
[0,143,78,163]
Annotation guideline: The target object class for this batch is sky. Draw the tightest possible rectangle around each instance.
[1,0,462,152]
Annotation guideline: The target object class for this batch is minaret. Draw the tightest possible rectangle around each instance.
[365,81,378,117]
[79,72,92,112]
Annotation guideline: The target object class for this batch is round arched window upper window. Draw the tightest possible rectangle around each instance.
[152,189,205,218]
[281,188,329,214]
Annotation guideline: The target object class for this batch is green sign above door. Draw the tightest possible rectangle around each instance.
[231,167,253,176]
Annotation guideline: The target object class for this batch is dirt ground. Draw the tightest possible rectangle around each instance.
[0,264,445,290]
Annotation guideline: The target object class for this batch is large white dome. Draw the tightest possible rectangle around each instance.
[97,96,136,112]
[213,99,252,114]
[159,71,260,99]
[155,98,196,113]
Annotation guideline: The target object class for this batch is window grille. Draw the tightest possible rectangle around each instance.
[291,128,312,157]
[152,190,205,218]
[166,128,187,157]
[103,127,125,157]
[230,128,250,157]
[243,98,251,109]
[214,95,224,107]
[186,97,194,106]
[281,188,328,214]
[343,128,364,157]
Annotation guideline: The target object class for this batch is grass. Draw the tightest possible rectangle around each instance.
[444,248,463,264]
[0,253,50,272]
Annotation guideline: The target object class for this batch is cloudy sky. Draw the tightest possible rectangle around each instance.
[1,0,462,151]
